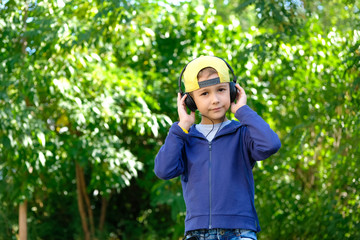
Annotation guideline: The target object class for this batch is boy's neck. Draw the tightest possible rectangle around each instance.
[200,116,228,125]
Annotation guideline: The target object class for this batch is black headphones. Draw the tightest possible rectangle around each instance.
[178,57,237,112]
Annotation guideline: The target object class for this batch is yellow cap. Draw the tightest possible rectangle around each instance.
[183,56,230,92]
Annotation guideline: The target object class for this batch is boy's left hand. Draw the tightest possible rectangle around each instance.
[231,84,247,114]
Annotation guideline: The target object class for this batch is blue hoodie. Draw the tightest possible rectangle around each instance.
[154,105,281,233]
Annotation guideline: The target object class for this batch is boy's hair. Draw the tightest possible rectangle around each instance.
[197,67,218,81]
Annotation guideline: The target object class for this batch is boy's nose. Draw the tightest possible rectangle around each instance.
[211,93,220,104]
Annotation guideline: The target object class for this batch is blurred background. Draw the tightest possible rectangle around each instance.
[0,0,359,239]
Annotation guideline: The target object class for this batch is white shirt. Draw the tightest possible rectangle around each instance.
[195,120,231,142]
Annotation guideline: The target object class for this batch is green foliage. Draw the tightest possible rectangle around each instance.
[0,0,359,239]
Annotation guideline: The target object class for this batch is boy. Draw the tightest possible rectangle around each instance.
[154,56,281,240]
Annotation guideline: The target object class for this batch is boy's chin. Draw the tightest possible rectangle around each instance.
[200,113,227,124]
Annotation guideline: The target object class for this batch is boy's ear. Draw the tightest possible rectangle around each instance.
[184,93,197,112]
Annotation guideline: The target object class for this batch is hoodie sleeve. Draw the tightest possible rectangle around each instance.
[154,122,188,180]
[235,105,281,161]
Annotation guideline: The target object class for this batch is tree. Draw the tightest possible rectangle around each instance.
[150,0,360,239]
[1,0,170,239]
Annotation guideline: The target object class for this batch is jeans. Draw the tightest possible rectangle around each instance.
[184,229,257,240]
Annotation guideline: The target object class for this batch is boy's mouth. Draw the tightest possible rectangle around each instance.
[211,107,222,111]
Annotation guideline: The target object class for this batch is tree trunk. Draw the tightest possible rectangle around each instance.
[78,165,95,237]
[19,3,29,239]
[76,163,91,240]
[19,200,27,240]
[99,194,110,232]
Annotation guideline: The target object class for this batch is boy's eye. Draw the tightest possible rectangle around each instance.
[219,88,226,92]
[200,92,208,96]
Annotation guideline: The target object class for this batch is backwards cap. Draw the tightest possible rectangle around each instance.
[183,56,230,92]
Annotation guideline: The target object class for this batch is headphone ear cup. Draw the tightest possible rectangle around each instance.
[229,82,237,103]
[184,93,197,112]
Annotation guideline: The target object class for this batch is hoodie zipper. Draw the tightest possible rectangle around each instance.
[208,141,212,229]
[187,122,239,229]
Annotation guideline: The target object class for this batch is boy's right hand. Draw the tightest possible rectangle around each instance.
[177,93,195,131]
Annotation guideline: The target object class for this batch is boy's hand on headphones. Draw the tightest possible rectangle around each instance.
[231,84,247,114]
[177,93,195,131]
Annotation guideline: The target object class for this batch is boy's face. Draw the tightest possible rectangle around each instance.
[192,73,231,124]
